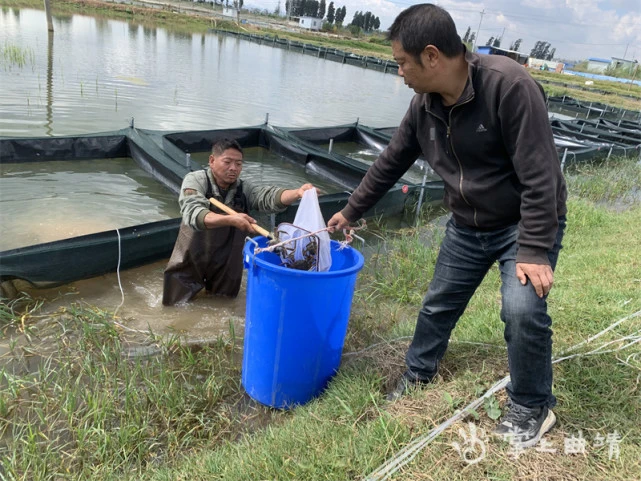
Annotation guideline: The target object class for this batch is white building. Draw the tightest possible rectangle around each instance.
[222,6,239,20]
[527,57,564,72]
[586,58,610,73]
[610,57,637,72]
[299,16,322,31]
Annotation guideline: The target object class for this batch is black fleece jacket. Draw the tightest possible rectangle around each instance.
[342,50,567,265]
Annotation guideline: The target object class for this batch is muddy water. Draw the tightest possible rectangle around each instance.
[14,258,246,341]
[0,158,180,251]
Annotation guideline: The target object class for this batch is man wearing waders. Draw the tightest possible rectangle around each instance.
[328,4,567,448]
[163,139,314,305]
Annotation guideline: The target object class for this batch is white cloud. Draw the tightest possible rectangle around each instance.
[246,0,641,60]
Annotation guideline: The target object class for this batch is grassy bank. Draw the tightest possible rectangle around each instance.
[3,0,640,111]
[0,0,237,34]
[1,156,640,480]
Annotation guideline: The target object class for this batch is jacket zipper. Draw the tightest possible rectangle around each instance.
[427,96,478,226]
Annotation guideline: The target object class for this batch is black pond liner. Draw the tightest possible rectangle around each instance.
[0,130,184,285]
[280,123,444,196]
[0,123,440,286]
[551,120,641,160]
[547,96,641,122]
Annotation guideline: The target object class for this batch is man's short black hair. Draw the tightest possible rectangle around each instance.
[211,138,243,157]
[387,4,463,62]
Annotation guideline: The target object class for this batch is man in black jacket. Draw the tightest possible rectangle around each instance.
[328,4,567,448]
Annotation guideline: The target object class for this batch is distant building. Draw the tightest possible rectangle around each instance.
[586,58,610,73]
[222,6,239,20]
[610,57,638,72]
[475,46,528,65]
[299,16,322,31]
[527,57,565,73]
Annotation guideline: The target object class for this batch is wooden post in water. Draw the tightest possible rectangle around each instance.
[45,30,53,135]
[44,0,54,32]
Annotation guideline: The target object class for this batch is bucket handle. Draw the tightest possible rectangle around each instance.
[244,236,260,269]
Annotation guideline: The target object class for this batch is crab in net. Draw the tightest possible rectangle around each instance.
[273,224,320,272]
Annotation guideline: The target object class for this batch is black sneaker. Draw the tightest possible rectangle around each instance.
[386,370,433,402]
[493,401,556,448]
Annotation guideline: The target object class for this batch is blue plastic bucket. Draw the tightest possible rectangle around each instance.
[242,236,365,409]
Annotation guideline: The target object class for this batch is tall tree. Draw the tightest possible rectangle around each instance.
[364,11,372,31]
[540,42,550,60]
[327,1,335,23]
[546,48,556,61]
[530,40,554,59]
[492,36,501,48]
[318,0,326,19]
[350,10,358,26]
[335,5,341,24]
[462,26,471,43]
[304,0,319,16]
[486,36,494,46]
[530,41,542,57]
[509,38,522,51]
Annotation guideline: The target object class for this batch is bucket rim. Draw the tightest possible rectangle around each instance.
[243,236,364,277]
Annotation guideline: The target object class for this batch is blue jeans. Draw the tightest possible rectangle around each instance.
[406,216,566,408]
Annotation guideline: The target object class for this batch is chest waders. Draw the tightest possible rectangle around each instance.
[162,175,249,305]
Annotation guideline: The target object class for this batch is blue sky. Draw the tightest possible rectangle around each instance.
[244,0,641,61]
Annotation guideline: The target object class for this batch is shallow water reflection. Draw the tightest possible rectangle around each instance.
[0,8,412,137]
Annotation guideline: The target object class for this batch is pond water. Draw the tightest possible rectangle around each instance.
[320,140,441,185]
[13,258,246,341]
[0,157,180,251]
[0,8,413,137]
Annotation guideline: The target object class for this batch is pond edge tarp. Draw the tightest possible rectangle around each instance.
[0,123,442,286]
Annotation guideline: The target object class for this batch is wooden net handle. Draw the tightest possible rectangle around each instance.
[209,197,272,239]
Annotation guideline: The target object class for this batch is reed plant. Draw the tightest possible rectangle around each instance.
[0,41,35,69]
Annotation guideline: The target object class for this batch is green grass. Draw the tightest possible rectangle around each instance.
[1,0,237,34]
[532,70,641,100]
[564,155,641,205]
[0,303,244,479]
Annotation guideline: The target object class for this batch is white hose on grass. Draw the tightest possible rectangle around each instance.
[365,308,641,481]
[111,228,150,335]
